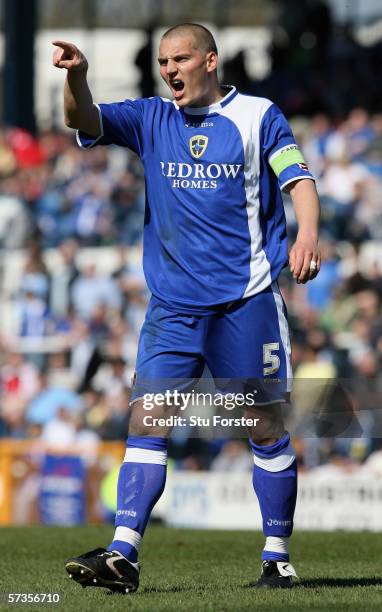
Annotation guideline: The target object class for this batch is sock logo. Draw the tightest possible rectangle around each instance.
[266,518,292,527]
[116,509,137,517]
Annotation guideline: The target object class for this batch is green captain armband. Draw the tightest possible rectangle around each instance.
[269,145,306,177]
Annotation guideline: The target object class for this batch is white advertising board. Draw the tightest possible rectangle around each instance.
[164,472,382,531]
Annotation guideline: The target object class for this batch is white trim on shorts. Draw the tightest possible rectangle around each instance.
[271,282,293,392]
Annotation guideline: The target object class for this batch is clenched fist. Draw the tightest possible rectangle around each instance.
[52,40,88,72]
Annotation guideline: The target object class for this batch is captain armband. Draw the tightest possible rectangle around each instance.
[269,144,308,178]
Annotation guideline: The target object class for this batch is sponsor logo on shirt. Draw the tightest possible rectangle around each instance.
[298,162,309,171]
[189,135,209,159]
[160,161,242,190]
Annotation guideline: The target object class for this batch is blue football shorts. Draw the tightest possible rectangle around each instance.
[131,281,292,405]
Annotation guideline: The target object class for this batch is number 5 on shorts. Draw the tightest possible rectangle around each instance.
[263,342,280,375]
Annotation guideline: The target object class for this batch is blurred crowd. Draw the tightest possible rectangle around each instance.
[222,1,382,118]
[0,103,382,477]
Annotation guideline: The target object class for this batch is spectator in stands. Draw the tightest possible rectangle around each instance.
[71,263,122,320]
[26,370,82,425]
[96,385,131,441]
[211,440,253,472]
[111,171,145,246]
[301,113,333,177]
[306,239,340,310]
[1,350,40,400]
[320,146,371,239]
[41,406,100,454]
[50,238,80,320]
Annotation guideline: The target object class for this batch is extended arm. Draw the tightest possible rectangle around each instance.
[52,40,100,136]
[287,178,321,284]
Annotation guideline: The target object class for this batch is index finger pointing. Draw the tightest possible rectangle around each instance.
[51,40,75,51]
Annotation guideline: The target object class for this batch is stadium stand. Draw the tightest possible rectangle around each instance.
[1,107,382,475]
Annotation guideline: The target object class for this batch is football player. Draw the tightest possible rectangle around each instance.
[54,22,320,593]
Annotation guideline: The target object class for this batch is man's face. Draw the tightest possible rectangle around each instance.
[158,34,216,107]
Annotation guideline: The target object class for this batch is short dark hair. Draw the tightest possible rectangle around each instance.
[162,23,218,55]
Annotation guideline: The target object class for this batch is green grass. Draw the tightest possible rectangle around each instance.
[0,526,381,611]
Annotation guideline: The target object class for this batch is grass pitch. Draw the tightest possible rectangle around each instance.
[0,526,381,611]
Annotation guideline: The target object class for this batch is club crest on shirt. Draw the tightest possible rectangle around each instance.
[189,135,208,159]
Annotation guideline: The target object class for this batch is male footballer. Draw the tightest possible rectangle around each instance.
[53,23,320,593]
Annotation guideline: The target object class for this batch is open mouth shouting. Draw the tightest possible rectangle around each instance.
[170,79,185,99]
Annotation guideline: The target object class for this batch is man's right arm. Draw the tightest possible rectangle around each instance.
[52,40,100,137]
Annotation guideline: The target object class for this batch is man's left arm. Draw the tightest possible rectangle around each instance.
[286,178,321,284]
[260,103,321,283]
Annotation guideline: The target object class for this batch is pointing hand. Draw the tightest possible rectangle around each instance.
[52,40,88,72]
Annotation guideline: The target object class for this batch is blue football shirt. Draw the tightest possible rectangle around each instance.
[77,86,314,313]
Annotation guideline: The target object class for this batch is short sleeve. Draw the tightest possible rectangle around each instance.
[76,100,144,155]
[261,104,315,191]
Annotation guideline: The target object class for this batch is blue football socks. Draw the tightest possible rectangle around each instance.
[107,436,167,562]
[250,432,297,562]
